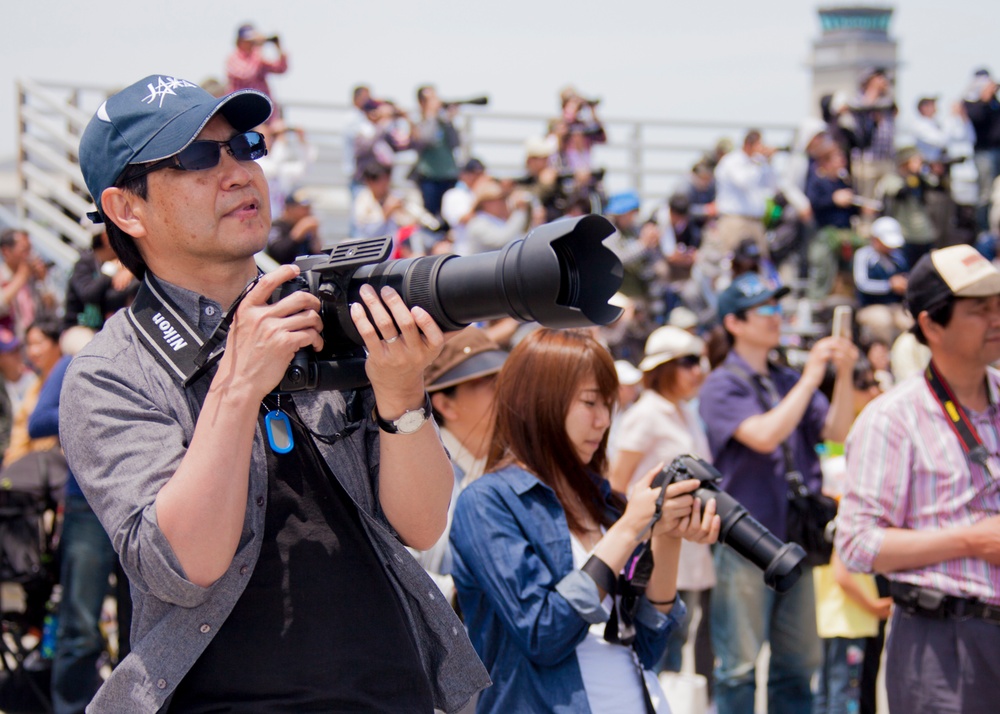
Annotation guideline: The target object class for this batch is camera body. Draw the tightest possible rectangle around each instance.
[654,455,806,593]
[271,214,625,393]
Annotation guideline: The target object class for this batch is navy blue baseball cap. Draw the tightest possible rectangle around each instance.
[79,74,272,220]
[717,272,790,320]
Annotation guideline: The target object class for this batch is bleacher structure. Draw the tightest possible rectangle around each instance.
[12,77,795,275]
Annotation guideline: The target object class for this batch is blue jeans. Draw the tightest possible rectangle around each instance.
[815,637,865,714]
[711,545,820,714]
[51,495,117,714]
[417,177,456,218]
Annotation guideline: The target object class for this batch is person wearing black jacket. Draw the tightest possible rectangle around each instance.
[963,69,1000,230]
[63,230,136,331]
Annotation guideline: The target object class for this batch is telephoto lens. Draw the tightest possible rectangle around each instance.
[280,214,625,392]
[657,455,806,593]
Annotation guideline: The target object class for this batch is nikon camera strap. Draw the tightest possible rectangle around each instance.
[125,272,237,386]
[924,360,996,479]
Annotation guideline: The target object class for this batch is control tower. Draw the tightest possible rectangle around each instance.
[808,6,898,114]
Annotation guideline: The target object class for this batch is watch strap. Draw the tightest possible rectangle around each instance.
[372,393,433,434]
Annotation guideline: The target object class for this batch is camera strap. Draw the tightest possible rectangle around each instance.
[126,272,259,387]
[724,362,807,497]
[924,360,996,478]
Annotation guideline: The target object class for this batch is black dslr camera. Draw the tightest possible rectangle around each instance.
[274,214,625,393]
[654,455,806,593]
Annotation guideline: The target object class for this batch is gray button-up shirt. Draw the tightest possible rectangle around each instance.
[59,278,489,713]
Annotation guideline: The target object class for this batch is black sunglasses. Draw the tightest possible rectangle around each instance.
[128,131,267,179]
[673,354,702,369]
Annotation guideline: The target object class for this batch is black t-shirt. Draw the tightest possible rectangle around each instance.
[169,403,433,713]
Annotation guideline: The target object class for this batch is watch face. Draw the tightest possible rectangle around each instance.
[395,409,428,434]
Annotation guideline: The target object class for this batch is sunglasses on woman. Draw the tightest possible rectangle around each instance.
[127,131,268,179]
[673,354,703,369]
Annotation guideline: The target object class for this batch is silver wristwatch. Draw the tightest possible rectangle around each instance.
[372,394,433,435]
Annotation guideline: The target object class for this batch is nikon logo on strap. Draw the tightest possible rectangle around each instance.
[126,273,219,384]
[151,312,189,352]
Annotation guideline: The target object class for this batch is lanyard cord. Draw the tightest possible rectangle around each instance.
[924,361,995,475]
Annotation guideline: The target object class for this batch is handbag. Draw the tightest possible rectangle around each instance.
[725,364,837,566]
[783,471,837,567]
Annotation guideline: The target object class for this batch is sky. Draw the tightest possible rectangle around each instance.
[2,0,996,164]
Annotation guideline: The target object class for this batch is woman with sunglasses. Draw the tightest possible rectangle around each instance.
[450,328,719,714]
[610,326,717,688]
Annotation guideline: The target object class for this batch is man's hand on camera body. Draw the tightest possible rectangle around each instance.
[216,265,324,402]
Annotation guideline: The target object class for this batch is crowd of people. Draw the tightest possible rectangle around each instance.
[0,20,997,714]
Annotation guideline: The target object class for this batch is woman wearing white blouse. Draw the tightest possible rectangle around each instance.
[610,326,717,688]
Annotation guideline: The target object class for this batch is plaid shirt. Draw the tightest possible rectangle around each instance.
[837,369,1000,605]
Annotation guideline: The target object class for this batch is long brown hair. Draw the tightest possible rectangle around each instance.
[487,328,623,532]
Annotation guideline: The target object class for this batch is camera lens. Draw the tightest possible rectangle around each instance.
[672,456,806,593]
[349,213,624,332]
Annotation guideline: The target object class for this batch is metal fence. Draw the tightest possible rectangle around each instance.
[14,77,797,262]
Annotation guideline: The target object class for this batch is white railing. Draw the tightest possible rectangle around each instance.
[14,77,797,259]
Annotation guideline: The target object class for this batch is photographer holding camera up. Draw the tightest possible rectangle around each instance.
[698,272,857,714]
[226,23,288,109]
[65,74,488,712]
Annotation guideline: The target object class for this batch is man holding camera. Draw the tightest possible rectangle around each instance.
[410,85,461,219]
[837,244,1000,713]
[63,74,487,712]
[699,272,857,714]
[226,23,288,100]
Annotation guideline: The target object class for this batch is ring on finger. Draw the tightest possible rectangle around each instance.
[384,335,399,344]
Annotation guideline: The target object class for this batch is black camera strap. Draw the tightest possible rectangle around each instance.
[126,272,259,387]
[128,272,365,451]
[924,360,997,479]
[126,272,213,384]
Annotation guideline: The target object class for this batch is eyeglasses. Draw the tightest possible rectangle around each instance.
[128,131,268,179]
[752,304,783,317]
[674,354,703,369]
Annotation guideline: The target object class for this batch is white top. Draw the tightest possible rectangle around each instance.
[440,182,475,255]
[569,533,671,714]
[910,113,969,163]
[714,149,776,218]
[615,391,716,590]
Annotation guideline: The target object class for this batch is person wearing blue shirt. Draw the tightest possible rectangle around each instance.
[450,328,719,713]
[854,216,911,344]
[28,336,129,714]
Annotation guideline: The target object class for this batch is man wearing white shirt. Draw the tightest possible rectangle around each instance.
[441,159,486,255]
[711,130,778,258]
[912,96,964,163]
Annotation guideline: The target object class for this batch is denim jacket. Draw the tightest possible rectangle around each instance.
[450,464,683,714]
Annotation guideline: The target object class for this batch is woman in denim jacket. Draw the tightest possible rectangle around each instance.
[450,329,719,713]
